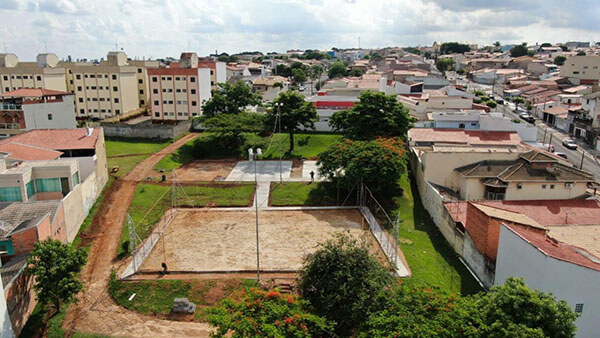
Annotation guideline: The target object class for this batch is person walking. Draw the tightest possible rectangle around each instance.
[310,170,315,182]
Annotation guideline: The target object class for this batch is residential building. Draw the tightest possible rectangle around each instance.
[197,57,227,90]
[559,55,600,83]
[468,58,510,71]
[148,52,212,121]
[128,59,160,108]
[308,93,359,131]
[398,88,476,121]
[0,53,67,95]
[496,222,600,338]
[252,75,289,102]
[0,88,76,137]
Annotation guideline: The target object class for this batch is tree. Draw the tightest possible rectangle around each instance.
[201,81,262,117]
[298,233,393,336]
[540,42,552,48]
[309,65,323,95]
[275,64,293,77]
[474,278,578,337]
[436,57,455,73]
[494,41,501,48]
[317,138,405,192]
[440,42,471,54]
[208,287,333,337]
[350,68,363,77]
[265,91,318,151]
[360,283,480,337]
[510,43,529,57]
[329,91,412,140]
[292,68,307,84]
[486,100,497,108]
[200,112,263,149]
[554,55,567,66]
[513,97,525,110]
[25,239,87,315]
[328,61,348,78]
[577,50,587,56]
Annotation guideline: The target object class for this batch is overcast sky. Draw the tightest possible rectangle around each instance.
[1,0,599,61]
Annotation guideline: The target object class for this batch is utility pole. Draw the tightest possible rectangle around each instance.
[250,147,263,282]
[580,150,585,169]
[548,133,553,152]
[277,103,283,183]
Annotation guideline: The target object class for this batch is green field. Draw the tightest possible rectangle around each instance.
[106,137,174,178]
[387,174,481,295]
[118,183,255,257]
[154,137,197,172]
[270,182,349,206]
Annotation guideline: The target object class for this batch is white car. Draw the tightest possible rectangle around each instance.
[562,139,578,150]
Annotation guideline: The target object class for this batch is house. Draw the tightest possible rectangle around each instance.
[252,76,289,102]
[559,55,600,83]
[454,150,594,201]
[496,223,600,338]
[469,58,510,71]
[398,88,477,121]
[542,106,570,131]
[527,61,559,76]
[308,93,358,132]
[0,88,76,137]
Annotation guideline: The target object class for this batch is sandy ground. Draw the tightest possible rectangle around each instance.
[140,209,382,272]
[63,133,215,337]
[173,160,237,181]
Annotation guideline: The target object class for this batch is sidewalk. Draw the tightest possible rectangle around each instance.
[536,123,600,165]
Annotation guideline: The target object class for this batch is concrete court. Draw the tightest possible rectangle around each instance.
[225,160,293,181]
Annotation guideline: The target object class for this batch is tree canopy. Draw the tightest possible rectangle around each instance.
[298,233,393,336]
[436,57,455,73]
[208,287,333,337]
[265,91,318,151]
[201,81,261,117]
[350,68,363,77]
[328,61,348,78]
[554,55,567,66]
[317,138,406,192]
[292,68,307,84]
[200,112,263,149]
[329,91,412,140]
[440,42,471,54]
[25,239,87,314]
[510,43,529,57]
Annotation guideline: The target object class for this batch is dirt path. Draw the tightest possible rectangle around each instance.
[63,133,214,337]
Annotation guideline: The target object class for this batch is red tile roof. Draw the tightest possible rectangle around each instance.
[1,88,69,98]
[408,128,521,145]
[0,142,62,161]
[505,224,600,272]
[476,199,600,226]
[0,129,100,150]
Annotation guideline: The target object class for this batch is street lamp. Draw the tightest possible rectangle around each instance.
[274,102,283,183]
[248,147,262,282]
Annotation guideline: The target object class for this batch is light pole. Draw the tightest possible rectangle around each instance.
[275,102,283,183]
[249,147,262,282]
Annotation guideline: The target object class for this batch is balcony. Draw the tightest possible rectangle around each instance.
[0,103,22,111]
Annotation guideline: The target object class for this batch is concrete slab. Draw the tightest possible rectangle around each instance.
[300,161,325,181]
[225,160,292,182]
[254,181,270,208]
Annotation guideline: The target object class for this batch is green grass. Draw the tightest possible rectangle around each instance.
[105,137,172,157]
[270,182,351,206]
[107,155,149,178]
[109,276,256,321]
[118,183,255,257]
[154,137,197,172]
[386,174,482,296]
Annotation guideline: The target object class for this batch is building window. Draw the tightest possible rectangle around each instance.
[138,79,143,84]
[573,71,580,74]
[190,77,196,82]
[575,304,584,314]
[113,86,118,92]
[211,81,215,86]
[542,184,547,189]
[26,181,35,199]
[138,68,142,73]
[76,74,81,80]
[175,77,180,81]
[168,100,173,104]
[191,89,196,94]
[517,183,522,189]
[167,77,172,81]
[72,172,80,186]
[78,98,83,103]
[47,113,53,120]
[153,89,158,94]
[4,88,8,92]
[154,112,160,117]
[112,74,117,80]
[154,100,159,105]
[140,100,145,105]
[115,109,120,115]
[152,76,158,82]
[77,86,82,91]
[139,89,144,94]
[2,76,7,81]
[161,76,166,81]
[0,186,22,202]
[191,101,197,106]
[80,109,85,114]
[36,75,42,81]
[35,178,61,192]
[114,98,119,103]
[550,184,555,189]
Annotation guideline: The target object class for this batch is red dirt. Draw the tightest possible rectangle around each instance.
[63,133,215,337]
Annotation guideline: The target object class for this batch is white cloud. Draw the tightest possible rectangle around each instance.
[0,0,598,60]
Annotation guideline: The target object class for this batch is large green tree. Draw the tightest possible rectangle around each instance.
[436,57,455,73]
[440,42,471,54]
[208,287,333,337]
[292,68,307,84]
[200,112,263,149]
[201,81,262,117]
[25,239,87,315]
[265,91,318,151]
[554,55,567,66]
[474,278,578,337]
[298,233,393,336]
[510,43,529,57]
[328,61,348,78]
[329,91,412,140]
[317,138,405,192]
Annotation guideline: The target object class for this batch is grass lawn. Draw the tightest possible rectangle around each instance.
[154,136,197,172]
[190,132,341,161]
[386,174,482,295]
[118,182,255,257]
[105,137,172,157]
[109,276,256,321]
[270,182,351,206]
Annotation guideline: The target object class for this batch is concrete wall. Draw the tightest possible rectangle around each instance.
[0,272,14,338]
[496,225,600,338]
[505,181,588,200]
[102,120,190,139]
[62,170,101,243]
[23,97,76,130]
[440,204,466,255]
[462,231,494,288]
[3,268,34,337]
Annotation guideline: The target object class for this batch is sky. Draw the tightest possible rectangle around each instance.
[1,0,599,61]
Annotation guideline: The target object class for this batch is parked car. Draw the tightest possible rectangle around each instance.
[554,152,568,160]
[519,113,535,123]
[299,86,306,91]
[562,139,578,150]
[496,98,504,105]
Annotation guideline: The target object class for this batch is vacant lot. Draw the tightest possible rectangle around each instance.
[106,137,173,178]
[140,209,384,272]
[173,160,238,181]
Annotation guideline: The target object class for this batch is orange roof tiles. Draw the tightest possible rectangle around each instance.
[0,129,100,150]
[408,128,521,145]
[0,142,62,161]
[1,88,69,98]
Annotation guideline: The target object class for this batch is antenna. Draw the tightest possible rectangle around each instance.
[44,41,48,53]
[114,38,118,51]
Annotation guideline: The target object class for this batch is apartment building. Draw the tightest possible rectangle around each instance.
[197,57,226,90]
[148,52,211,121]
[0,88,76,137]
[0,53,67,95]
[559,55,600,83]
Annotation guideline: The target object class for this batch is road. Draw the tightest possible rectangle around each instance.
[498,103,600,180]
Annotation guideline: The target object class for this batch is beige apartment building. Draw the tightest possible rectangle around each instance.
[559,55,600,83]
[0,53,67,94]
[148,52,212,121]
